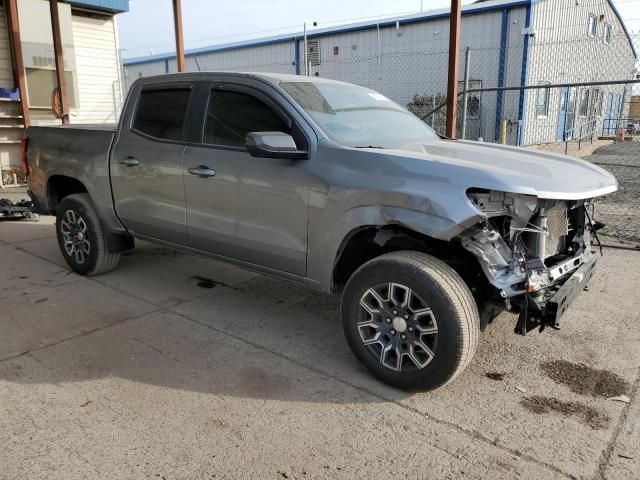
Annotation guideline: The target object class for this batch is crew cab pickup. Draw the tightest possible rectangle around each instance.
[26,72,618,390]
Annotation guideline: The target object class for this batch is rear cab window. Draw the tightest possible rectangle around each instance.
[132,87,192,142]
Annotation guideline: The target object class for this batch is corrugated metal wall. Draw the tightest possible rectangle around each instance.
[0,8,14,90]
[121,8,525,143]
[122,1,636,146]
[71,10,123,124]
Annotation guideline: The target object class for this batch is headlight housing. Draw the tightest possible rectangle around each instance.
[466,189,538,219]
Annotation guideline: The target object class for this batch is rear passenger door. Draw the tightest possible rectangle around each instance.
[183,81,312,276]
[111,83,194,245]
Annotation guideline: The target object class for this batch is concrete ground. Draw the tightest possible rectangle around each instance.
[1,217,639,480]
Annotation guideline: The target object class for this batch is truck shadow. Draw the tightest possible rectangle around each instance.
[1,221,416,404]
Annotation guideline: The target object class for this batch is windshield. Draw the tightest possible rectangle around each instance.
[279,81,439,149]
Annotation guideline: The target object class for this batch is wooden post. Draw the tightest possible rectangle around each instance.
[50,0,69,124]
[172,0,186,72]
[5,0,30,127]
[445,0,462,139]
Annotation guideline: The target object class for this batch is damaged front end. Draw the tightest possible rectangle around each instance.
[459,189,602,335]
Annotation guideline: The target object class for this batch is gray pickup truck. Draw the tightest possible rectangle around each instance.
[26,72,617,391]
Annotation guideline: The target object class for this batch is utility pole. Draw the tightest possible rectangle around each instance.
[461,46,471,140]
[50,0,69,124]
[303,22,309,76]
[172,0,186,72]
[445,0,462,138]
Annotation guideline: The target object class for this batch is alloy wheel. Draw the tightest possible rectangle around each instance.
[358,282,438,372]
[59,209,91,265]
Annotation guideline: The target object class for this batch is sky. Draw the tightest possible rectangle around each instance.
[118,0,640,60]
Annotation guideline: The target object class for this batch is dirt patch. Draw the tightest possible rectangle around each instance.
[540,360,629,398]
[521,396,610,430]
[485,372,505,381]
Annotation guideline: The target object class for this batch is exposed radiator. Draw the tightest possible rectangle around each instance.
[545,208,569,258]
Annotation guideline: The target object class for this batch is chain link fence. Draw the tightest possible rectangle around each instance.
[124,1,640,244]
[303,3,640,245]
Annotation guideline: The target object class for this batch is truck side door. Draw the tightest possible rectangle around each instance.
[182,80,312,276]
[111,83,194,245]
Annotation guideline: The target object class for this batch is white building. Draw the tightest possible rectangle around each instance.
[123,0,636,148]
[0,0,128,186]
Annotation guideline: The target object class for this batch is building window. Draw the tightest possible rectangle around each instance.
[132,87,192,141]
[307,39,321,66]
[591,88,603,117]
[25,68,78,109]
[588,14,597,37]
[578,89,590,117]
[604,24,612,44]
[536,82,550,117]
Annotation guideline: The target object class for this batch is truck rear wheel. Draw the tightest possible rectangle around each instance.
[55,194,120,276]
[341,251,479,391]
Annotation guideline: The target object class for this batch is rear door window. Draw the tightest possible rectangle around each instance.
[132,87,192,141]
[203,90,290,148]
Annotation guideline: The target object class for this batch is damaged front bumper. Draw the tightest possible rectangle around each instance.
[459,190,601,335]
[514,253,597,334]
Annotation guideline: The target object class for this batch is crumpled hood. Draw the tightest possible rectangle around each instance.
[377,139,618,200]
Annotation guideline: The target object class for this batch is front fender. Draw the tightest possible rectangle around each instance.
[307,204,482,291]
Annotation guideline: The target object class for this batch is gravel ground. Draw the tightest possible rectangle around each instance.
[585,140,640,245]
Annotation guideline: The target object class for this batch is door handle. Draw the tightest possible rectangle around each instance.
[188,165,216,178]
[120,156,140,167]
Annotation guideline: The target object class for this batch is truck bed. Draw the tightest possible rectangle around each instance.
[26,125,120,231]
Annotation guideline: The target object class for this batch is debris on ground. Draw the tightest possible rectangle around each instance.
[608,395,631,404]
[0,199,39,221]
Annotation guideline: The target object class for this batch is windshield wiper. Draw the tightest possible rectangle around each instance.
[352,145,386,149]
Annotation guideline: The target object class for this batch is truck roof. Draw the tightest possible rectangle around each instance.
[137,71,354,87]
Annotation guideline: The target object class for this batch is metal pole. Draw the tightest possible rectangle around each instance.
[445,0,462,138]
[172,0,186,72]
[431,94,436,128]
[50,0,69,124]
[376,23,381,81]
[303,23,308,76]
[563,88,570,154]
[5,0,30,127]
[461,46,471,140]
[618,86,628,138]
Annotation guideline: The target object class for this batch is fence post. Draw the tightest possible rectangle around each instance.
[431,94,436,128]
[445,0,462,138]
[303,23,309,76]
[578,124,582,150]
[461,46,471,140]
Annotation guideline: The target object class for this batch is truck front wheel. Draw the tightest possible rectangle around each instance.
[341,251,479,390]
[55,194,120,276]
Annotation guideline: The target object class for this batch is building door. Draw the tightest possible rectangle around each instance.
[603,93,624,136]
[603,93,614,135]
[557,87,576,141]
[557,87,568,141]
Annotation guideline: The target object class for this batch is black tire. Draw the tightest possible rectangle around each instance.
[341,251,479,391]
[55,193,120,276]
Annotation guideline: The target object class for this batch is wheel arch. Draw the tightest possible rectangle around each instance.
[332,224,469,292]
[46,175,89,212]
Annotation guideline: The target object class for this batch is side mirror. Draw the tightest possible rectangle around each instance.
[246,132,308,160]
